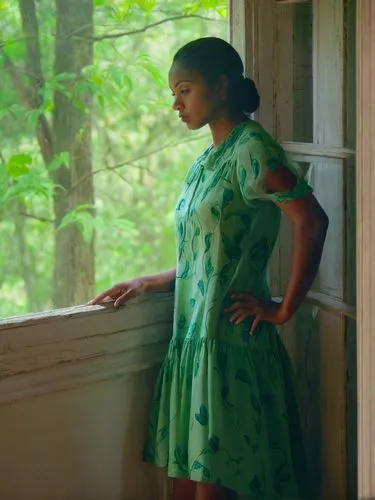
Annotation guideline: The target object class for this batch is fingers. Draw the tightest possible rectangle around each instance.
[113,289,130,308]
[229,310,249,325]
[224,292,263,334]
[88,288,116,305]
[249,315,261,335]
[224,301,250,314]
[113,287,138,308]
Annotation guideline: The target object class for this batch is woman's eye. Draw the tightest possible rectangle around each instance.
[180,89,189,96]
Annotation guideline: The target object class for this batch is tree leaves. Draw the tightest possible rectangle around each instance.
[0,0,226,316]
[47,152,70,172]
[57,205,97,243]
[6,154,32,179]
[1,155,53,208]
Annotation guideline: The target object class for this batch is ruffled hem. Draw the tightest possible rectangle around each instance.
[143,335,309,498]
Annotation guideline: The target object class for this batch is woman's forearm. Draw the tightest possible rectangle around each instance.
[144,268,176,292]
[281,214,328,320]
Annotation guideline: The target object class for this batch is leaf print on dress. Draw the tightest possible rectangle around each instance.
[208,434,220,453]
[216,350,227,377]
[205,257,214,279]
[191,461,211,481]
[221,234,241,261]
[248,237,269,268]
[235,369,252,385]
[177,221,186,240]
[144,121,310,497]
[219,263,231,285]
[249,475,263,497]
[192,227,201,261]
[195,403,209,425]
[204,233,213,253]
[243,434,251,447]
[178,260,190,279]
[197,280,205,296]
[173,445,189,473]
[274,464,292,495]
[250,156,260,178]
[177,314,187,329]
[157,425,169,443]
[210,167,226,189]
[222,188,234,208]
[211,206,221,219]
[251,394,261,414]
[176,198,186,211]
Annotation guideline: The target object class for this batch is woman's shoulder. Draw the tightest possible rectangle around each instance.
[236,120,278,150]
[233,121,284,167]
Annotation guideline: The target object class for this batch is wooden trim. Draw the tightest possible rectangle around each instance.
[274,291,355,319]
[0,293,173,405]
[288,154,345,165]
[275,0,310,4]
[357,1,375,497]
[281,141,355,159]
[305,291,355,319]
[230,0,255,78]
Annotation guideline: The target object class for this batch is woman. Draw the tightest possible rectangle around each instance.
[90,37,328,500]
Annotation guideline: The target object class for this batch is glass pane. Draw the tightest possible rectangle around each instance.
[277,159,344,298]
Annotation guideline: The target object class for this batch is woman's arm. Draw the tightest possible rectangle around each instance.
[275,193,328,321]
[89,268,176,307]
[226,165,328,333]
[143,268,177,292]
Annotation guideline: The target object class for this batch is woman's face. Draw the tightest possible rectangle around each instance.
[168,63,223,130]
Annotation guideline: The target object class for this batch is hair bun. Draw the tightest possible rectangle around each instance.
[238,77,260,114]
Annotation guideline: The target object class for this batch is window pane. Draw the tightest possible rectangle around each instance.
[277,159,344,298]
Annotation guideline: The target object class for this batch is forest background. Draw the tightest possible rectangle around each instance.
[0,0,227,317]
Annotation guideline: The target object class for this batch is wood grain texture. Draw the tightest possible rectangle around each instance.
[0,293,173,404]
[357,1,375,496]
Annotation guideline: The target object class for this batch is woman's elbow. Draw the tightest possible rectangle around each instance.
[319,207,329,230]
[312,208,329,241]
[295,206,329,241]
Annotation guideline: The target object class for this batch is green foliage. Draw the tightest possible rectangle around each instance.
[0,0,227,317]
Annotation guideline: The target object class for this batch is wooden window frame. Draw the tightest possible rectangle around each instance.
[230,0,355,319]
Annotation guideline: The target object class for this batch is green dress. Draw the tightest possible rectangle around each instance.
[143,121,311,498]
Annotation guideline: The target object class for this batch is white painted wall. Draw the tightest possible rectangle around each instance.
[0,293,174,500]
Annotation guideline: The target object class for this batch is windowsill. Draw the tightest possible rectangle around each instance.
[0,292,174,404]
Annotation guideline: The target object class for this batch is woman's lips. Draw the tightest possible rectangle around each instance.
[180,115,189,122]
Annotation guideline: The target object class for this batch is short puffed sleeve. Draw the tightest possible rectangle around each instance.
[236,129,313,204]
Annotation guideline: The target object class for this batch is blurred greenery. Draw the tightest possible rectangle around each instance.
[0,0,227,317]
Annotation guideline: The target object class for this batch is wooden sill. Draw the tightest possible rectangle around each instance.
[0,292,173,404]
[275,0,311,4]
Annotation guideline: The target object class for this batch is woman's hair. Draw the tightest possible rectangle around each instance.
[172,37,260,115]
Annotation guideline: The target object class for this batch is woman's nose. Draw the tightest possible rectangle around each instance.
[172,97,183,111]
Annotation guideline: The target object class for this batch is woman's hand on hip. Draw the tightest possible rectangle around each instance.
[224,293,290,335]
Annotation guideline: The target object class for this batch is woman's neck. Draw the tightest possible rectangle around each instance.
[209,114,248,148]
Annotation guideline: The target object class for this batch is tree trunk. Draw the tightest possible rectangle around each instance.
[14,199,44,312]
[52,0,95,307]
